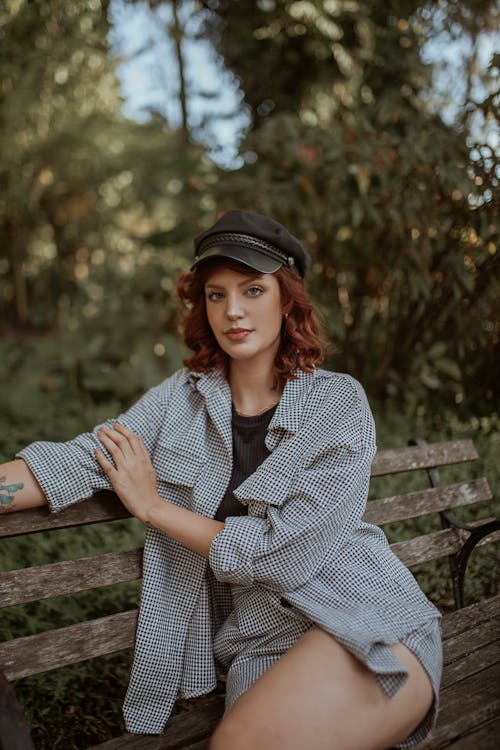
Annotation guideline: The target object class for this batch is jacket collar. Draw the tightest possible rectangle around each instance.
[188,369,232,455]
[187,367,229,399]
[188,367,317,450]
[270,370,315,433]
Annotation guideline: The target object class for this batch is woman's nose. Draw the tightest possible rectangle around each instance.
[225,293,243,320]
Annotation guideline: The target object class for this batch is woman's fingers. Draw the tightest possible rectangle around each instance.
[97,428,125,462]
[113,423,145,453]
[113,422,132,436]
[100,423,143,454]
[95,447,117,478]
[96,424,147,478]
[98,424,126,447]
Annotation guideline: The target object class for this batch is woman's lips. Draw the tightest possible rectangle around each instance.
[224,328,253,341]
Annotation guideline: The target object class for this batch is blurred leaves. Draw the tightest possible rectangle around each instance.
[0,0,498,435]
[0,0,218,324]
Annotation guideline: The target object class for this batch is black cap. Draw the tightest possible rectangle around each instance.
[192,209,311,278]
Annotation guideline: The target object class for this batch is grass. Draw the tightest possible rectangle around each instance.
[0,404,498,749]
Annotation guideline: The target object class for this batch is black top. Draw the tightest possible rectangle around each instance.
[214,404,277,522]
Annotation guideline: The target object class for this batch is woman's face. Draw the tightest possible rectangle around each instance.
[204,265,283,369]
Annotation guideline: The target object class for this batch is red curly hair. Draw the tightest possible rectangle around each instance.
[176,260,326,389]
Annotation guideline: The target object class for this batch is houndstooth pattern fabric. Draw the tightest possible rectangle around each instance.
[18,368,442,740]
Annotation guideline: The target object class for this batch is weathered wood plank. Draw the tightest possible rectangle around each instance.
[0,549,143,608]
[371,440,478,477]
[364,479,491,525]
[441,637,500,690]
[440,595,500,640]
[419,663,500,749]
[442,617,499,670]
[391,521,500,568]
[441,717,500,749]
[0,491,130,539]
[91,697,224,749]
[390,528,462,566]
[0,610,138,680]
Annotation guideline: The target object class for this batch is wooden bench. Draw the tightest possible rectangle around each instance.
[1,438,499,749]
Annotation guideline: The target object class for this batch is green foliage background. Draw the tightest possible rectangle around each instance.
[0,0,499,747]
[1,0,498,412]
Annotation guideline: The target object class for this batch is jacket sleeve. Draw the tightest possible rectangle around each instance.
[209,377,377,592]
[16,370,184,512]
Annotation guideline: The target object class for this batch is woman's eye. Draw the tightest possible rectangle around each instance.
[207,291,224,302]
[246,286,264,297]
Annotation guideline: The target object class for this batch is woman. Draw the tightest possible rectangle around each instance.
[1,210,441,749]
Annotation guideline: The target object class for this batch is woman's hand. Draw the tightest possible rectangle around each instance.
[96,422,224,557]
[95,423,162,523]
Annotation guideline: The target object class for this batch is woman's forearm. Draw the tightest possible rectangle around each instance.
[147,501,224,559]
[0,459,48,512]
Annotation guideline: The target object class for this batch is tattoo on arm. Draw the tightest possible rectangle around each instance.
[0,476,24,511]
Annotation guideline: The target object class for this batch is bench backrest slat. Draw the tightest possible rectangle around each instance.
[0,549,143,608]
[370,439,478,476]
[0,491,129,539]
[0,441,480,539]
[364,479,492,525]
[391,520,499,568]
[390,528,462,567]
[0,610,138,681]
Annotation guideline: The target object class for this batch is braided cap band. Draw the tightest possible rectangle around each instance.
[194,232,297,275]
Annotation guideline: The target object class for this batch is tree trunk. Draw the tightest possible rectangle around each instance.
[172,0,189,141]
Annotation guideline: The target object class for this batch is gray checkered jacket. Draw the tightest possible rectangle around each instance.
[19,367,441,734]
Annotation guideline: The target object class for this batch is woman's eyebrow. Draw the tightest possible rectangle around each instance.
[205,275,264,290]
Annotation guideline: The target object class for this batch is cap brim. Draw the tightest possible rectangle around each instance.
[191,244,282,274]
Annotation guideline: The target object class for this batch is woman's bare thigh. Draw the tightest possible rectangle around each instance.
[209,626,434,750]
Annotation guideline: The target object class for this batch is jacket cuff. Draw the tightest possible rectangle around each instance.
[17,443,95,512]
[208,515,266,585]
